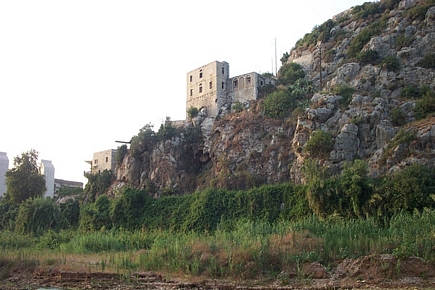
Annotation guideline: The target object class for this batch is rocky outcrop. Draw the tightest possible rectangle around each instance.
[113,0,435,195]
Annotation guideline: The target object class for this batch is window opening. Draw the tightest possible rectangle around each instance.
[190,89,193,96]
[199,69,203,78]
[246,75,251,85]
[199,83,203,93]
[105,157,109,162]
[222,82,225,89]
[233,79,238,88]
[189,75,192,82]
[209,81,212,89]
[222,67,225,74]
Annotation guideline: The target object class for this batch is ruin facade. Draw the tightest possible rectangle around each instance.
[186,61,275,118]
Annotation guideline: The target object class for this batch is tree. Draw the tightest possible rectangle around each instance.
[5,149,46,204]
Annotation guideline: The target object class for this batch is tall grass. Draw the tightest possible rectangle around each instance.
[2,211,435,279]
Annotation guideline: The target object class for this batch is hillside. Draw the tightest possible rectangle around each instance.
[110,0,435,198]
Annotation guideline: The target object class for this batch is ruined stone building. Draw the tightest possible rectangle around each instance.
[86,149,116,174]
[186,61,275,118]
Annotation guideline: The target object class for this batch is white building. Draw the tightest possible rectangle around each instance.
[0,152,8,196]
[40,160,55,198]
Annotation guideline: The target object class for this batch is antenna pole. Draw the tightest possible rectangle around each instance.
[275,38,278,76]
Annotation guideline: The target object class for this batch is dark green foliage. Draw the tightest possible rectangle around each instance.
[111,188,150,229]
[380,129,416,165]
[263,90,293,119]
[294,19,336,49]
[374,163,435,218]
[390,107,406,126]
[116,144,128,166]
[357,49,379,65]
[277,63,305,86]
[380,55,401,71]
[280,52,289,65]
[304,130,334,158]
[406,4,433,21]
[396,33,414,49]
[333,85,355,107]
[187,106,199,119]
[59,199,80,229]
[129,123,158,159]
[0,199,19,231]
[352,1,384,19]
[413,90,435,120]
[5,150,46,204]
[83,170,113,203]
[416,53,435,69]
[15,198,60,236]
[79,195,112,231]
[400,85,429,99]
[259,83,277,96]
[263,79,314,119]
[232,101,243,113]
[347,21,386,58]
[157,123,178,140]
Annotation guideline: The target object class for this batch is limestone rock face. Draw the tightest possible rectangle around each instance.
[112,0,435,195]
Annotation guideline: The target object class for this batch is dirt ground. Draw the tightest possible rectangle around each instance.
[2,254,435,289]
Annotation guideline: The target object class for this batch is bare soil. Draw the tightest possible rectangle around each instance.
[2,254,435,289]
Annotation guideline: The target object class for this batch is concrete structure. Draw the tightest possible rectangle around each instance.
[40,160,55,198]
[0,152,9,197]
[186,61,276,118]
[54,178,83,195]
[86,149,116,174]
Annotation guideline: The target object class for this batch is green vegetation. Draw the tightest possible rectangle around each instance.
[277,63,305,86]
[187,106,199,119]
[414,90,435,120]
[379,129,416,165]
[232,101,243,113]
[390,107,406,126]
[347,20,387,58]
[356,49,379,65]
[416,53,435,69]
[4,150,46,204]
[333,84,355,107]
[406,3,434,21]
[304,130,334,158]
[116,144,128,165]
[380,55,401,71]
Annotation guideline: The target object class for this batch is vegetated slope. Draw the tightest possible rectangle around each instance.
[111,0,435,198]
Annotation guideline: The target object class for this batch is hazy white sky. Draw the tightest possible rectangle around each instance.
[1,0,367,184]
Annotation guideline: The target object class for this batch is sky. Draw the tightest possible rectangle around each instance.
[0,0,368,185]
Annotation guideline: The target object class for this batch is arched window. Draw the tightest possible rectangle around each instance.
[199,69,203,78]
[246,75,251,86]
[233,79,238,88]
[239,77,245,89]
[199,83,203,93]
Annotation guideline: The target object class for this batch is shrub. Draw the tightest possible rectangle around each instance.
[304,130,334,158]
[187,106,199,119]
[357,49,379,65]
[277,63,305,86]
[347,21,386,58]
[157,123,178,140]
[263,90,293,119]
[232,102,243,113]
[390,107,406,126]
[400,85,424,99]
[116,144,128,165]
[333,85,355,107]
[413,90,435,120]
[406,4,432,21]
[380,55,401,71]
[416,53,435,69]
[396,33,414,49]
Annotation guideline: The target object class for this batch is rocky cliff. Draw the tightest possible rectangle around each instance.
[114,0,435,197]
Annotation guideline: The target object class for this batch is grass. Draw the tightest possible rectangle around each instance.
[2,212,435,279]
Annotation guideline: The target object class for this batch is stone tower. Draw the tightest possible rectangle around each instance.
[186,61,229,118]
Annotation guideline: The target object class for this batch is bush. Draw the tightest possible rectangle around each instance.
[263,90,293,119]
[277,63,305,86]
[406,4,432,21]
[396,33,414,49]
[347,21,386,58]
[380,55,400,71]
[357,49,379,65]
[390,107,406,126]
[232,102,243,113]
[416,53,435,69]
[333,85,355,107]
[400,85,426,99]
[304,130,334,158]
[413,90,435,120]
[116,144,128,165]
[157,123,178,140]
[187,106,199,119]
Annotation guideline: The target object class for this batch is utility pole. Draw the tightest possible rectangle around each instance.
[317,41,322,89]
[275,38,278,76]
